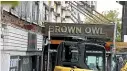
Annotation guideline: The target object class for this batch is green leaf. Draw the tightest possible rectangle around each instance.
[1,1,19,7]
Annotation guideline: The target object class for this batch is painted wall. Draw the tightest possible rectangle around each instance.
[3,24,28,51]
[2,24,44,52]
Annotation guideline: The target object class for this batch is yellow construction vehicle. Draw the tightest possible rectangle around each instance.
[121,62,127,71]
[113,42,127,71]
[54,41,106,71]
[43,23,115,71]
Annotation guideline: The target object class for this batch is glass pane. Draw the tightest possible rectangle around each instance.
[28,33,37,49]
[62,44,79,63]
[86,56,103,71]
[87,56,96,70]
[71,49,78,62]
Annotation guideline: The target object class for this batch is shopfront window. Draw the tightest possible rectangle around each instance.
[10,56,19,71]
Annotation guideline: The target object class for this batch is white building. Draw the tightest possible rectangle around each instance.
[124,35,127,42]
[0,1,97,71]
[1,1,44,71]
[42,1,97,24]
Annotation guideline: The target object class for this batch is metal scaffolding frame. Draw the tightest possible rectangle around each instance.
[67,1,112,24]
[68,2,99,23]
[80,1,111,23]
[74,1,105,23]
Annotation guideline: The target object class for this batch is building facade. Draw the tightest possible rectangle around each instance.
[117,1,127,41]
[1,1,44,71]
[0,1,97,71]
[42,1,97,23]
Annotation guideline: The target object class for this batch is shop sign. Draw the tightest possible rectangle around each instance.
[115,42,127,48]
[45,23,115,38]
[105,42,127,48]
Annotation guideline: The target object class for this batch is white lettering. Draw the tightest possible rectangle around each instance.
[55,26,60,33]
[85,27,91,34]
[49,26,54,33]
[92,27,100,34]
[75,27,82,34]
[49,25,106,36]
[100,28,105,35]
[68,26,75,34]
[61,26,67,32]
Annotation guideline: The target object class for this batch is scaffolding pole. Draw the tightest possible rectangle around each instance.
[68,2,99,23]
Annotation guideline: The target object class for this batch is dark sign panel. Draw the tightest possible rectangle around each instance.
[45,23,115,38]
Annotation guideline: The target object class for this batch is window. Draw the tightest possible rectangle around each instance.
[32,1,39,23]
[21,1,26,19]
[91,1,93,5]
[45,9,49,21]
[41,4,45,22]
[84,44,105,71]
[86,56,103,71]
[10,56,19,71]
[17,2,22,17]
[62,44,79,63]
[28,32,37,50]
[91,5,95,10]
[25,2,31,21]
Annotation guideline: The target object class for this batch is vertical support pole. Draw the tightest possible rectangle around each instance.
[0,2,2,71]
[47,29,51,71]
[111,23,117,71]
[113,23,117,58]
[107,54,112,71]
[47,1,51,71]
[41,45,44,71]
[36,56,39,71]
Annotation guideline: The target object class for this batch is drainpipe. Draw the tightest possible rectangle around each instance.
[47,1,51,71]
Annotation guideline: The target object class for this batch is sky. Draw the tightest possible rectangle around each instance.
[96,1,123,18]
